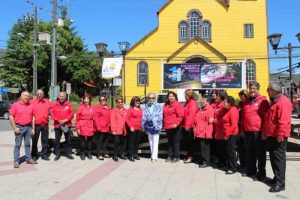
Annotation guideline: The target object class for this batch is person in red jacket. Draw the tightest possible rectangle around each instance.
[194,95,214,168]
[213,90,227,168]
[30,89,52,161]
[163,91,184,163]
[242,81,269,180]
[126,96,143,162]
[222,96,239,174]
[50,92,74,161]
[76,94,95,160]
[110,96,127,162]
[264,82,292,193]
[182,89,198,164]
[94,96,111,160]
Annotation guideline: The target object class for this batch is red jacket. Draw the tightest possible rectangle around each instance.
[213,101,227,140]
[94,104,111,133]
[50,101,74,128]
[163,100,184,130]
[30,98,51,125]
[125,107,143,131]
[183,99,198,129]
[237,100,247,133]
[110,107,127,135]
[263,94,292,140]
[194,105,214,139]
[242,95,269,132]
[221,106,239,140]
[76,105,95,136]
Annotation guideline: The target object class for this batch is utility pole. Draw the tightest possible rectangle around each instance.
[50,0,57,101]
[32,6,38,94]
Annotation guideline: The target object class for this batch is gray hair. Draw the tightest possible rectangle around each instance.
[36,89,44,95]
[148,92,155,97]
[269,81,282,94]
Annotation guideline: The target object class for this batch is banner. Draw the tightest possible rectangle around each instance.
[162,62,244,90]
[102,57,123,79]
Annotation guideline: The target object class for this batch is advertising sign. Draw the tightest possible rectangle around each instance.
[102,57,123,79]
[162,62,244,90]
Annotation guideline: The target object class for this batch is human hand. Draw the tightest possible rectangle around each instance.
[31,129,35,136]
[173,124,178,128]
[130,127,134,132]
[14,127,20,134]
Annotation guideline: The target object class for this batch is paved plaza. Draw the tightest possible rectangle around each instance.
[0,127,300,200]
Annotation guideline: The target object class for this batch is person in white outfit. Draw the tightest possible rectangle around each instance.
[142,93,163,162]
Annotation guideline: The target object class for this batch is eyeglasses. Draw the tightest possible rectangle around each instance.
[148,97,155,99]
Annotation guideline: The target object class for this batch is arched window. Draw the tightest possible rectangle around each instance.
[179,21,188,42]
[137,61,148,86]
[202,21,211,41]
[189,11,201,38]
[246,59,256,86]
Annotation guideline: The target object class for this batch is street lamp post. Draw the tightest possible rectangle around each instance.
[118,41,130,103]
[267,33,300,102]
[50,0,58,102]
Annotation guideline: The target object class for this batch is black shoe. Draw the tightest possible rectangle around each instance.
[103,153,110,158]
[80,154,86,160]
[119,155,127,160]
[133,155,140,160]
[97,155,104,160]
[225,170,236,175]
[265,178,276,186]
[269,184,285,193]
[128,156,135,162]
[255,174,266,181]
[171,157,179,163]
[66,155,74,160]
[32,156,39,161]
[184,157,193,164]
[54,155,61,161]
[242,172,256,177]
[199,163,209,168]
[112,156,118,162]
[41,156,50,161]
[165,157,172,162]
[87,154,92,160]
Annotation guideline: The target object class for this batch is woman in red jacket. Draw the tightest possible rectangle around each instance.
[94,96,111,160]
[76,94,95,160]
[110,96,127,162]
[126,96,143,162]
[163,91,184,163]
[182,89,198,163]
[221,96,239,174]
[194,95,214,168]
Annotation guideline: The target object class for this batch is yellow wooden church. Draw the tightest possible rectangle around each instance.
[123,0,269,102]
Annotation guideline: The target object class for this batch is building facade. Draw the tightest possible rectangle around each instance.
[124,0,269,102]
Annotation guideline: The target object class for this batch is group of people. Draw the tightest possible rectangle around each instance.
[9,81,292,193]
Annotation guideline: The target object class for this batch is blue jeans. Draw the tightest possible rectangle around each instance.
[14,125,32,162]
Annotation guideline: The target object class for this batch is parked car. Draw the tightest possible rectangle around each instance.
[0,100,13,120]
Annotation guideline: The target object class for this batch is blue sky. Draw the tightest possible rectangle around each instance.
[1,0,300,73]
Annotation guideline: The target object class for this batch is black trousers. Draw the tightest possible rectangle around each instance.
[113,134,126,157]
[268,137,287,186]
[182,129,194,157]
[54,128,72,156]
[199,138,211,165]
[226,135,238,172]
[80,135,92,155]
[166,127,182,158]
[128,130,141,157]
[32,125,49,157]
[237,135,246,167]
[95,132,111,156]
[215,140,226,165]
[244,132,267,176]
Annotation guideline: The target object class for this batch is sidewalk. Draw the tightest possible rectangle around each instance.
[0,130,300,200]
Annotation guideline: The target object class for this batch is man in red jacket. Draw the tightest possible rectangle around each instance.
[50,92,74,161]
[264,82,292,193]
[30,89,52,161]
[242,81,269,180]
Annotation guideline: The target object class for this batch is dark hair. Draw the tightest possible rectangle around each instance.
[248,81,260,90]
[238,89,249,98]
[215,90,227,101]
[225,96,236,107]
[99,95,107,102]
[130,96,141,107]
[166,91,178,104]
[115,95,123,103]
[83,94,92,105]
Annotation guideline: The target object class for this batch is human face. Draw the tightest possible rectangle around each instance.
[99,97,107,106]
[135,99,140,108]
[117,100,123,108]
[20,92,30,104]
[148,95,156,104]
[58,93,66,103]
[36,91,44,100]
[224,99,230,109]
[184,94,190,101]
[201,98,208,106]
[168,93,176,103]
[267,85,275,98]
[249,85,259,98]
[83,97,90,105]
[239,94,247,102]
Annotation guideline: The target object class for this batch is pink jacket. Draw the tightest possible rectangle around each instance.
[110,107,127,135]
[125,107,143,131]
[94,104,111,133]
[183,99,198,129]
[76,105,95,137]
[163,100,184,130]
[194,105,214,139]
